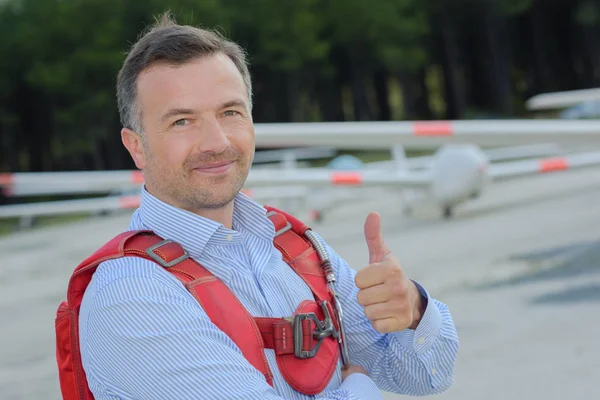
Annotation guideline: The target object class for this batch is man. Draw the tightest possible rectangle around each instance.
[78,13,459,400]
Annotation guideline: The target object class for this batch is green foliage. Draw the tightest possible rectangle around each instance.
[0,0,598,172]
[575,0,600,26]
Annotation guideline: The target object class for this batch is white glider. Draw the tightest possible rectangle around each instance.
[245,145,600,218]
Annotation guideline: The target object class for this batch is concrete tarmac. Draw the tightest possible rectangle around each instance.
[1,167,600,399]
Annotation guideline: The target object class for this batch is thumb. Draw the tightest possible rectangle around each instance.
[364,212,390,264]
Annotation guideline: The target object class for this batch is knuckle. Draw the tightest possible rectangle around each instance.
[397,302,410,318]
[355,268,372,288]
[390,298,410,318]
[372,319,385,331]
[390,280,405,297]
[364,305,377,320]
[400,314,412,330]
[357,291,368,306]
[373,319,392,333]
[387,264,402,279]
[354,273,364,288]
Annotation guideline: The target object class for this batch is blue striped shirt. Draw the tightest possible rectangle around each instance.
[79,188,459,399]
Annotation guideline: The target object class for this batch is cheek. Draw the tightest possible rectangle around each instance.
[149,134,195,168]
[228,120,254,154]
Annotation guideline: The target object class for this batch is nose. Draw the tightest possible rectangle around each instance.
[197,118,231,154]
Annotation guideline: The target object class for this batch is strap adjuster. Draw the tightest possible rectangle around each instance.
[265,211,293,237]
[293,301,338,359]
[145,239,190,268]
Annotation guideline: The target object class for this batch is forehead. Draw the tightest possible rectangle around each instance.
[136,53,247,113]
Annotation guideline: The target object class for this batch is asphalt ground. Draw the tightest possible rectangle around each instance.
[1,167,599,399]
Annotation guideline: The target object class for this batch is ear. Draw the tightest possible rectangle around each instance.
[121,128,147,170]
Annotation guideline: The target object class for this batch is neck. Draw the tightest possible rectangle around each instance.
[188,201,235,229]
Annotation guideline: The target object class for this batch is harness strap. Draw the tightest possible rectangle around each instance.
[131,222,328,358]
[123,232,275,386]
[256,317,308,356]
[266,206,331,304]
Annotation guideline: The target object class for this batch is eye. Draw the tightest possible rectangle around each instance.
[223,110,241,117]
[173,119,189,126]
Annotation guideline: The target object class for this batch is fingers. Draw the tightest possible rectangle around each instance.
[357,283,393,306]
[369,317,400,334]
[363,303,412,334]
[354,265,386,289]
[358,279,411,310]
[355,262,403,289]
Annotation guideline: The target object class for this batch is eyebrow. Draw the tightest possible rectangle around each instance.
[220,99,248,110]
[160,108,197,123]
[159,99,249,123]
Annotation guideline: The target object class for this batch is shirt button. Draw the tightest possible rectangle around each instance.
[226,234,233,241]
[417,337,425,345]
[432,368,437,375]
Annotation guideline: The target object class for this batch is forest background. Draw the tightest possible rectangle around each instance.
[1,0,599,173]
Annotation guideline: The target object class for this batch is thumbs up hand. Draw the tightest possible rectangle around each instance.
[354,212,425,334]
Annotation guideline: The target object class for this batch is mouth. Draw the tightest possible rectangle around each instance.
[192,161,235,175]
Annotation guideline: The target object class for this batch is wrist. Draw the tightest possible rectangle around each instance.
[409,282,428,330]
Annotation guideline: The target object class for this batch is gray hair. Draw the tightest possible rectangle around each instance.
[116,12,253,134]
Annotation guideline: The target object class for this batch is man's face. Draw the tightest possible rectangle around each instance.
[125,53,254,213]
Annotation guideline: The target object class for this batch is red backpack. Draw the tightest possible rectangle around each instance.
[55,206,343,399]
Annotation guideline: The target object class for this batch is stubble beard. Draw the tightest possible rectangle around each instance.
[143,147,251,212]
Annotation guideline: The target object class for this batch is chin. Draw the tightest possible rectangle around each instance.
[199,187,240,208]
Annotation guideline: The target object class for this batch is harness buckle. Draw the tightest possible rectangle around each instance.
[293,301,337,359]
[145,239,190,268]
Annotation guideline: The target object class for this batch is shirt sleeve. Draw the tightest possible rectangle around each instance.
[312,233,460,396]
[79,258,383,400]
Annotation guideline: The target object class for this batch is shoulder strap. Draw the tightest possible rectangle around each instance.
[264,206,331,303]
[67,229,154,309]
[117,232,275,386]
[60,229,157,400]
[65,230,274,387]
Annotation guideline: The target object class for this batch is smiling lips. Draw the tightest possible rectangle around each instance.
[193,161,234,174]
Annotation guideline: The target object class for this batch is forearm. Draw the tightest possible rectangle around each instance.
[359,296,459,395]
[315,235,459,395]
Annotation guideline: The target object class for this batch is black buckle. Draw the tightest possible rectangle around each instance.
[293,301,338,359]
[145,239,190,268]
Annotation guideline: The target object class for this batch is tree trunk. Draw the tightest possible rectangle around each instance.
[436,13,467,119]
[529,4,553,93]
[106,117,132,170]
[315,73,345,121]
[480,3,513,115]
[350,58,374,121]
[17,85,53,171]
[398,70,417,119]
[286,71,303,122]
[398,68,434,120]
[552,5,579,90]
[414,68,433,119]
[373,67,391,120]
[581,24,600,86]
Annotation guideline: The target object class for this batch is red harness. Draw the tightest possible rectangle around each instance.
[55,206,346,399]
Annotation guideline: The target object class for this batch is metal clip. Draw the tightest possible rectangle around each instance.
[332,293,351,367]
[292,306,337,359]
[303,229,351,367]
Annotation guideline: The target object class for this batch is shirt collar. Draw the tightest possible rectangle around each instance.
[129,186,276,259]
